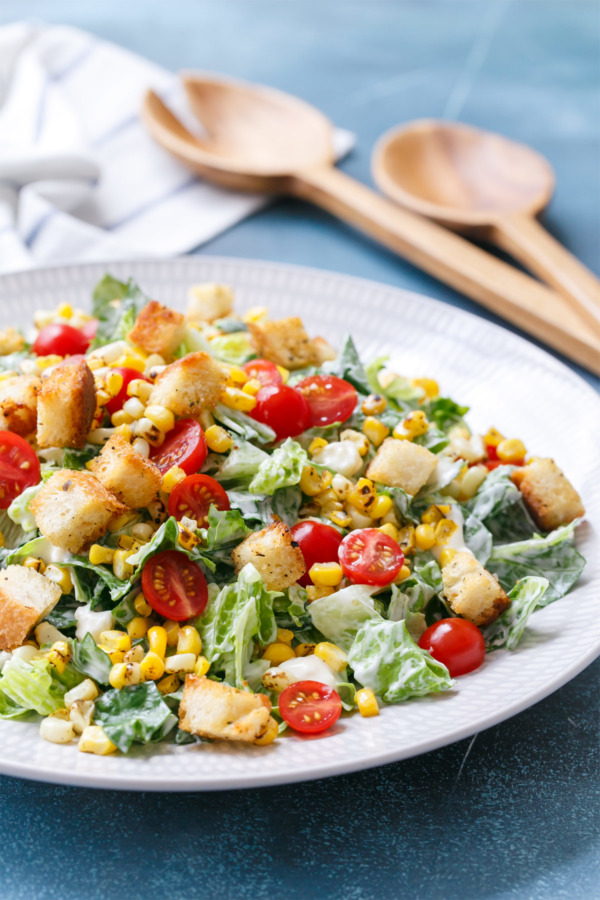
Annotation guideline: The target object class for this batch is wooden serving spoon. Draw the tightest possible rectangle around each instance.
[141,75,600,374]
[372,119,600,336]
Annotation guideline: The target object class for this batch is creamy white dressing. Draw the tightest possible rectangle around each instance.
[272,655,339,690]
[313,441,363,477]
[0,650,11,672]
[34,538,72,565]
[424,455,462,493]
[75,604,115,643]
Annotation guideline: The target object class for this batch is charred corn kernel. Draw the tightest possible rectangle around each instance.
[47,641,71,675]
[42,564,73,594]
[157,673,180,695]
[145,405,175,433]
[35,622,67,646]
[328,510,352,528]
[124,645,145,664]
[396,525,416,555]
[484,427,504,447]
[131,523,155,543]
[309,562,344,587]
[378,522,400,542]
[434,519,458,544]
[340,428,370,456]
[226,366,248,385]
[243,305,268,323]
[308,437,328,456]
[49,708,71,721]
[254,715,279,746]
[348,506,373,530]
[106,650,125,665]
[361,393,387,416]
[78,725,117,755]
[392,422,409,440]
[439,547,457,567]
[299,465,323,496]
[64,680,99,705]
[262,642,295,665]
[315,641,347,672]
[86,357,104,371]
[98,631,130,654]
[164,620,180,647]
[403,410,429,437]
[108,511,138,533]
[421,504,444,525]
[131,436,150,456]
[89,543,115,565]
[88,427,117,445]
[36,354,63,371]
[331,473,353,500]
[242,377,262,396]
[113,549,134,581]
[23,556,46,573]
[127,617,150,640]
[114,354,146,372]
[356,688,379,717]
[115,423,133,442]
[143,353,165,375]
[178,524,200,551]
[205,424,234,453]
[194,655,210,677]
[347,477,377,513]
[40,716,76,744]
[140,652,165,681]
[162,465,187,493]
[295,642,316,657]
[164,653,196,674]
[458,464,488,500]
[362,416,390,447]
[314,487,339,510]
[133,593,153,617]
[412,377,439,398]
[105,370,124,397]
[109,661,142,689]
[122,397,145,419]
[117,534,136,550]
[415,523,436,551]
[126,378,153,401]
[69,699,95,734]
[276,365,289,383]
[370,494,393,519]
[148,626,168,658]
[306,585,335,602]
[111,409,134,427]
[497,438,527,463]
[134,418,162,445]
[276,628,294,646]
[177,625,202,656]
[394,564,412,584]
[221,385,257,412]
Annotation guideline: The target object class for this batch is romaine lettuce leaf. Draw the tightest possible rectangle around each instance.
[483,576,549,651]
[202,506,252,548]
[0,689,30,719]
[216,441,269,487]
[208,332,254,365]
[7,484,42,533]
[249,439,308,496]
[463,514,493,565]
[0,657,82,716]
[228,486,302,527]
[90,275,148,348]
[465,466,536,543]
[45,594,80,631]
[71,633,112,684]
[422,397,469,432]
[126,516,214,576]
[212,404,276,444]
[273,584,310,629]
[62,445,101,470]
[323,334,370,395]
[389,557,443,612]
[365,356,421,408]
[308,584,382,651]
[94,682,177,752]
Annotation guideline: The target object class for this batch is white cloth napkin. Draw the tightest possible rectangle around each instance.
[0,22,354,275]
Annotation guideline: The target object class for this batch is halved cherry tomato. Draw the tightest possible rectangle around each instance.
[291,521,343,587]
[141,549,208,621]
[32,323,90,357]
[484,459,503,471]
[168,474,230,526]
[338,528,404,586]
[485,444,499,462]
[0,431,41,508]
[80,319,99,343]
[150,419,207,475]
[105,368,152,416]
[295,374,358,427]
[250,385,311,441]
[279,680,342,734]
[242,358,282,387]
[419,618,485,677]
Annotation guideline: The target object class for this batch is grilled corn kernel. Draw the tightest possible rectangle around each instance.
[40,716,76,744]
[114,423,133,442]
[306,585,334,602]
[114,354,146,372]
[177,625,202,656]
[378,522,400,542]
[439,547,457,568]
[348,506,373,530]
[221,385,257,412]
[194,655,210,677]
[404,410,429,437]
[314,641,347,672]
[328,510,352,528]
[226,366,248,385]
[395,525,416,555]
[122,396,146,420]
[394,564,412,583]
[133,594,153,618]
[274,365,289,383]
[242,377,263,396]
[113,549,134,581]
[134,418,164,447]
[458,464,488,501]
[105,370,124,398]
[331,473,353,500]
[484,427,504,448]
[124,645,145,664]
[254,715,279,746]
[308,437,328,456]
[295,643,316,657]
[140,652,165,681]
[497,438,527,463]
[434,519,458,544]
[12,644,43,663]
[64,679,99,705]
[299,465,324,497]
[23,556,46,573]
[99,630,131,653]
[0,531,4,549]
[34,622,67,646]
[262,642,295,665]
[161,465,186,493]
[347,477,377,513]
[340,428,370,456]
[412,377,439,399]
[361,393,387,416]
[127,617,150,640]
[117,534,136,550]
[276,628,294,646]
[143,354,165,375]
[126,378,153,401]
[415,523,436,551]
[131,523,156,543]
[164,653,196,674]
[157,674,180,695]
[148,626,168,658]
[205,424,234,453]
[37,354,63,371]
[131,436,149,457]
[421,504,445,525]
[78,725,117,755]
[56,302,73,319]
[369,494,393,519]
[178,524,200,551]
[243,305,268,323]
[145,405,175,434]
[362,416,390,447]
[88,544,115,566]
[109,661,142,689]
[111,409,134,427]
[46,641,71,675]
[69,699,95,734]
[356,688,379,717]
[309,562,344,587]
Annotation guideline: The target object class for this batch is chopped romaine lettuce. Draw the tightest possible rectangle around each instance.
[71,633,112,684]
[309,584,382,651]
[202,506,252,548]
[228,486,302,528]
[0,657,82,716]
[365,356,422,408]
[463,514,493,565]
[422,397,469,432]
[212,404,276,444]
[483,576,549,651]
[208,332,254,365]
[0,689,30,719]
[466,465,536,543]
[249,439,308,496]
[91,275,148,348]
[7,484,42,533]
[389,557,443,612]
[216,441,269,488]
[62,445,101,470]
[94,682,177,752]
[323,334,370,395]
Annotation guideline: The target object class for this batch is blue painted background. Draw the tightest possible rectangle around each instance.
[0,2,598,898]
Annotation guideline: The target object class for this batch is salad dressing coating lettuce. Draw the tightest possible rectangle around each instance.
[483,577,549,651]
[94,682,177,752]
[308,584,382,652]
[0,657,83,716]
[248,439,308,496]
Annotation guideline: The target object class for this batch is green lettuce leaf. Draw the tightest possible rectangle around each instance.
[483,576,549,651]
[389,557,443,613]
[202,506,252,548]
[207,332,254,365]
[90,275,149,348]
[0,689,30,719]
[7,484,42,533]
[323,335,370,395]
[94,682,177,753]
[0,657,82,716]
[273,584,310,629]
[45,594,80,631]
[216,441,269,488]
[212,404,276,444]
[365,356,421,408]
[463,514,493,565]
[249,439,308,496]
[71,633,112,684]
[308,584,382,651]
[465,466,536,543]
[422,397,469,432]
[62,445,101,470]
[126,516,214,575]
[228,486,302,527]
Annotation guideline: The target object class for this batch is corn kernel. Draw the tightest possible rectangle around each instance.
[36,354,63,371]
[56,302,73,319]
[314,641,347,672]
[347,477,377,514]
[43,564,73,594]
[133,593,153,617]
[396,525,416,555]
[109,661,142,689]
[148,626,168,658]
[99,630,131,653]
[273,629,293,647]
[348,506,373,530]
[221,385,257,412]
[126,378,153,401]
[157,674,180,695]
[497,438,527,463]
[205,424,234,453]
[122,396,146,420]
[484,427,504,447]
[378,522,400,542]
[161,465,186,494]
[89,544,115,566]
[340,428,370,456]
[64,679,99,705]
[110,409,134,427]
[309,562,344,587]
[113,549,134,581]
[177,625,202,656]
[356,688,379,717]
[421,504,444,525]
[105,370,124,398]
[262,642,296,664]
[23,556,46,573]
[458,465,488,501]
[404,410,429,437]
[124,645,145,665]
[69,699,95,734]
[306,585,334,602]
[308,437,329,456]
[145,405,175,434]
[369,494,393,520]
[361,394,387,416]
[0,531,4,549]
[412,378,439,399]
[295,643,316,657]
[78,725,117,755]
[114,354,146,372]
[194,655,210,677]
[140,652,165,681]
[127,617,150,640]
[415,523,436,551]
[164,620,180,647]
[439,547,457,567]
[114,423,133,442]
[242,377,263,396]
[434,519,458,544]
[243,305,268,323]
[394,564,412,583]
[47,641,71,675]
[275,365,289,384]
[299,465,324,497]
[362,416,390,447]
[131,436,150,457]
[254,716,279,746]
[40,716,76,744]
[327,510,352,528]
[35,622,67,646]
[164,653,196,674]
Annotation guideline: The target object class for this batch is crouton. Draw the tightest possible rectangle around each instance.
[89,434,162,508]
[247,317,319,370]
[30,469,128,553]
[36,357,96,449]
[0,328,25,355]
[178,675,272,742]
[0,566,61,651]
[366,438,438,494]
[232,521,306,591]
[148,351,226,418]
[187,283,234,323]
[0,374,41,436]
[313,336,337,364]
[441,550,510,626]
[512,458,585,532]
[128,300,185,360]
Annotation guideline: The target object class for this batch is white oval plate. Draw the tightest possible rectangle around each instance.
[0,257,598,791]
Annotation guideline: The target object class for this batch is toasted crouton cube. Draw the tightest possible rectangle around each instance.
[442,550,510,626]
[232,522,306,590]
[0,375,41,436]
[247,317,319,370]
[36,357,96,449]
[179,675,272,742]
[512,458,585,531]
[0,328,25,356]
[366,438,438,494]
[90,435,162,507]
[128,300,185,359]
[187,283,234,323]
[148,351,226,417]
[0,566,61,651]
[313,336,337,364]
[30,469,128,553]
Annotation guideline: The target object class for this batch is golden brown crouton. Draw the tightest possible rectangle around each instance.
[313,336,337,364]
[0,328,25,355]
[231,522,306,590]
[0,566,61,651]
[90,434,162,508]
[0,374,41,436]
[36,357,96,449]
[148,351,226,418]
[179,675,272,742]
[248,317,319,370]
[187,284,234,323]
[441,550,510,626]
[366,438,438,494]
[512,458,585,532]
[128,300,185,359]
[31,469,128,553]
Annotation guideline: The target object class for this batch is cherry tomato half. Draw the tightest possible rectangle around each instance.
[150,418,207,475]
[0,431,41,509]
[279,680,342,735]
[338,528,404,586]
[80,319,99,343]
[168,474,230,526]
[291,521,343,587]
[141,549,208,621]
[295,374,358,427]
[105,368,152,416]
[32,323,90,357]
[418,618,485,677]
[242,358,282,387]
[250,385,311,441]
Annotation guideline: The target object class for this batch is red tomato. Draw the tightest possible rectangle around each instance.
[484,460,503,471]
[242,358,282,387]
[295,375,358,427]
[32,323,90,357]
[250,385,311,441]
[105,368,152,416]
[279,681,342,734]
[141,550,208,621]
[80,319,99,342]
[150,419,207,475]
[419,618,485,677]
[338,528,404,586]
[291,521,343,587]
[0,432,41,509]
[168,474,230,526]
[485,443,499,462]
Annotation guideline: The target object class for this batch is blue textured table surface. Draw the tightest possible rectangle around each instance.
[1,2,598,899]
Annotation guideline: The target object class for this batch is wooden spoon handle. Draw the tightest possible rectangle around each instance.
[290,164,600,375]
[490,213,600,337]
